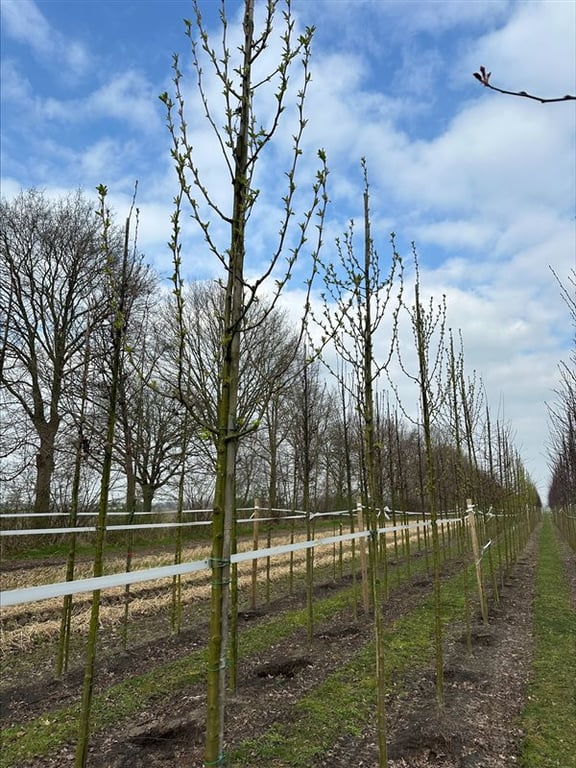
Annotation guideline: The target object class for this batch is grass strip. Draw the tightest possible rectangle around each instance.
[519,516,576,768]
[232,567,472,767]
[0,584,366,768]
[0,540,457,768]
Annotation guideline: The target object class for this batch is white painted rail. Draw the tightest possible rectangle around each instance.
[1,517,458,608]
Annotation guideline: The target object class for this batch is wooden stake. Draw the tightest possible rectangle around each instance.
[466,500,488,624]
[251,497,260,610]
[357,499,370,612]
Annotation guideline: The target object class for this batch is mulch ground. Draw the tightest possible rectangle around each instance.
[4,522,575,768]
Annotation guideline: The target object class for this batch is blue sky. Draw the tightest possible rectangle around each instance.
[1,0,575,501]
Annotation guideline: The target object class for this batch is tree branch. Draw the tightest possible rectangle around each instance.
[473,65,575,104]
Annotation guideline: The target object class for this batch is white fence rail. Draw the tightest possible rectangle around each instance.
[0,505,419,537]
[1,517,458,608]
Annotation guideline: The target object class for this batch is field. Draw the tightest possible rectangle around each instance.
[1,514,575,768]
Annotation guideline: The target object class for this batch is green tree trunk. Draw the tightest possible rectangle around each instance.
[204,5,253,763]
[76,193,131,768]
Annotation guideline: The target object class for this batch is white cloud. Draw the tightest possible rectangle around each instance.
[40,70,162,131]
[374,0,513,34]
[0,57,32,101]
[377,97,574,217]
[1,0,55,55]
[414,220,493,251]
[461,0,576,95]
[1,0,573,503]
[87,72,162,128]
[0,0,90,77]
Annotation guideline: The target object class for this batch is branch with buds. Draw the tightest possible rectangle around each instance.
[473,65,575,103]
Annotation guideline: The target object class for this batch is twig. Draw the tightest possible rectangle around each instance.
[473,65,575,104]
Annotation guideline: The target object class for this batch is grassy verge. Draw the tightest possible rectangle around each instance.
[519,517,576,768]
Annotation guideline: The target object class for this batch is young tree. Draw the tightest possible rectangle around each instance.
[394,254,447,706]
[76,187,137,768]
[160,2,327,763]
[313,161,402,767]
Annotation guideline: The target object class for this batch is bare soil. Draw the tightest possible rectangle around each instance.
[3,524,575,768]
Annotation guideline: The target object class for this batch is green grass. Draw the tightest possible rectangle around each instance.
[232,567,473,766]
[0,585,362,768]
[0,529,482,768]
[519,517,576,768]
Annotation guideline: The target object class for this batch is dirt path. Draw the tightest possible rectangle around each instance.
[325,520,576,768]
[383,528,539,768]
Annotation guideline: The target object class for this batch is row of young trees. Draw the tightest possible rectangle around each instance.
[0,181,540,768]
[0,188,539,524]
[547,268,576,510]
[0,4,547,768]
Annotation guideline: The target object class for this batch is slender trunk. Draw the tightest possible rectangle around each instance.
[56,326,91,677]
[362,189,388,767]
[302,352,314,645]
[414,283,444,708]
[229,475,239,691]
[172,405,189,634]
[394,412,411,580]
[76,209,130,768]
[204,3,253,763]
[386,405,400,586]
[340,372,358,616]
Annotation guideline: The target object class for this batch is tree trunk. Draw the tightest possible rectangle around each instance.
[141,483,154,513]
[33,424,57,514]
[204,3,253,763]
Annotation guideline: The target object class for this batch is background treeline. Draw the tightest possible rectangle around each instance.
[547,268,576,511]
[0,188,543,530]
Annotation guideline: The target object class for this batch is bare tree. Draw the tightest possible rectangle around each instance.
[547,268,576,508]
[0,189,109,514]
[160,281,301,443]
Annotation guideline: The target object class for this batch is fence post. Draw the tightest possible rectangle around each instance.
[357,499,370,612]
[250,497,260,610]
[467,499,488,625]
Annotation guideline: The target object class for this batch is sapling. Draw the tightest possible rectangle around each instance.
[76,187,135,768]
[393,251,447,707]
[161,1,327,763]
[311,160,403,767]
